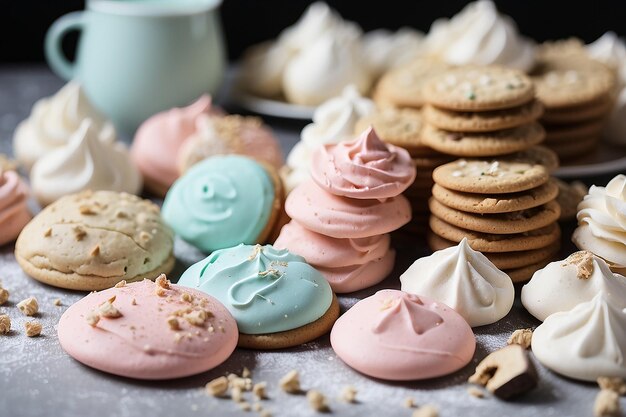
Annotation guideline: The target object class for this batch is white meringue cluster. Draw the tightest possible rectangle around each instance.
[240,2,424,106]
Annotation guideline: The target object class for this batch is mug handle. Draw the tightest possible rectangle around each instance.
[44,11,85,80]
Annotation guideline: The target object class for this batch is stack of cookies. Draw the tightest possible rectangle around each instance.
[531,55,615,162]
[427,154,562,283]
[354,107,453,233]
[420,66,546,159]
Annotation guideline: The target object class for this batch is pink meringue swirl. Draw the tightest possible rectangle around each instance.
[0,171,32,246]
[310,126,416,199]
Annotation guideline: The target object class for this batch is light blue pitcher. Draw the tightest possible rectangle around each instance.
[45,0,225,133]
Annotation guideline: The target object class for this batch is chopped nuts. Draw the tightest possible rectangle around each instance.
[242,367,251,378]
[253,382,267,400]
[79,205,96,215]
[231,386,244,403]
[73,226,87,241]
[279,370,300,393]
[341,386,357,403]
[181,292,194,303]
[155,287,167,297]
[467,387,485,398]
[115,280,127,288]
[0,314,10,334]
[86,311,100,326]
[507,328,533,349]
[167,316,180,330]
[412,405,439,417]
[563,251,594,279]
[155,274,170,289]
[53,299,62,306]
[205,376,229,397]
[598,377,626,395]
[98,296,122,318]
[17,297,38,316]
[24,321,42,337]
[183,310,207,326]
[0,287,8,305]
[594,389,621,417]
[43,227,52,237]
[231,377,252,391]
[306,390,328,412]
[404,397,416,408]
[90,245,100,257]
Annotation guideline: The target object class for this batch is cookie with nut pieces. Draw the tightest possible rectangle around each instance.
[15,190,175,291]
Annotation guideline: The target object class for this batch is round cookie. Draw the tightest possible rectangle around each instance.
[541,96,613,124]
[15,190,174,291]
[426,232,560,270]
[330,289,475,381]
[373,58,453,109]
[503,146,560,173]
[162,155,283,253]
[555,179,588,221]
[57,277,238,379]
[178,244,339,350]
[413,156,455,169]
[422,66,535,111]
[432,158,550,194]
[505,258,554,283]
[423,100,544,132]
[531,56,615,109]
[431,180,559,214]
[548,136,600,161]
[429,198,561,234]
[421,123,545,157]
[429,215,561,253]
[544,118,606,143]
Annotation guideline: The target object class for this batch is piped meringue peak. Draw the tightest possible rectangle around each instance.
[311,127,416,200]
[573,174,626,272]
[522,251,626,322]
[400,238,514,327]
[532,292,626,381]
[330,289,475,381]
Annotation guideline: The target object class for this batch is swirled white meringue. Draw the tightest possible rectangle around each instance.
[362,28,425,77]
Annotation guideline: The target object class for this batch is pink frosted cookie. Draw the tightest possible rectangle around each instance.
[0,170,31,246]
[58,277,238,380]
[286,180,411,239]
[130,95,222,197]
[311,127,416,199]
[274,221,395,293]
[331,290,475,380]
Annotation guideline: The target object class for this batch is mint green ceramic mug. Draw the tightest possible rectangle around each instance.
[45,0,225,133]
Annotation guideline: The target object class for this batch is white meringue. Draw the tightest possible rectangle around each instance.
[282,33,372,106]
[239,41,293,98]
[532,292,626,381]
[281,85,375,193]
[522,251,626,321]
[573,175,626,271]
[423,0,536,72]
[586,31,626,85]
[31,120,142,206]
[362,28,425,77]
[400,238,514,327]
[13,81,114,171]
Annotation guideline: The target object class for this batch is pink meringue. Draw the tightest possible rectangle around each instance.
[274,220,395,292]
[331,290,475,380]
[311,127,416,199]
[131,95,221,196]
[285,180,411,239]
[0,171,32,246]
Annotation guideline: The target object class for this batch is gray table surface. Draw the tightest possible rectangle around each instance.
[0,65,619,417]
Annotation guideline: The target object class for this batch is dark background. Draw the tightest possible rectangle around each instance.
[1,0,626,64]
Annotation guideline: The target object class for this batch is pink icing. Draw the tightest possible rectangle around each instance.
[311,127,416,199]
[0,171,31,246]
[57,279,238,380]
[331,290,475,380]
[131,95,222,195]
[274,221,395,292]
[285,180,411,239]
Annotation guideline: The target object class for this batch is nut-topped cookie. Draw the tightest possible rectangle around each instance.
[422,66,535,111]
[15,190,174,291]
[354,107,426,151]
[432,158,550,194]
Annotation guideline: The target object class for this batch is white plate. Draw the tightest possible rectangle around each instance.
[555,141,626,178]
[231,88,316,120]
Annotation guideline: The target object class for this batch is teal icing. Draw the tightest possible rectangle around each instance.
[162,155,274,253]
[178,244,334,334]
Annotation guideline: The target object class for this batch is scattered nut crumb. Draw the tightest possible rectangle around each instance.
[598,377,626,395]
[17,297,38,316]
[53,299,62,306]
[43,227,52,237]
[79,205,96,215]
[140,231,151,241]
[0,314,10,334]
[253,382,267,400]
[73,226,87,241]
[181,292,194,303]
[231,386,244,403]
[563,251,594,279]
[507,328,533,349]
[167,316,180,330]
[242,367,251,378]
[238,401,251,412]
[155,287,167,297]
[279,370,300,393]
[412,405,439,417]
[98,296,122,318]
[404,397,416,408]
[260,410,272,417]
[24,321,42,337]
[115,280,127,288]
[231,377,252,391]
[116,210,128,218]
[307,390,328,412]
[183,310,207,326]
[341,386,357,403]
[155,274,170,289]
[0,288,8,305]
[86,311,100,326]
[205,376,229,397]
[468,387,485,398]
[131,298,137,305]
[594,389,621,417]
